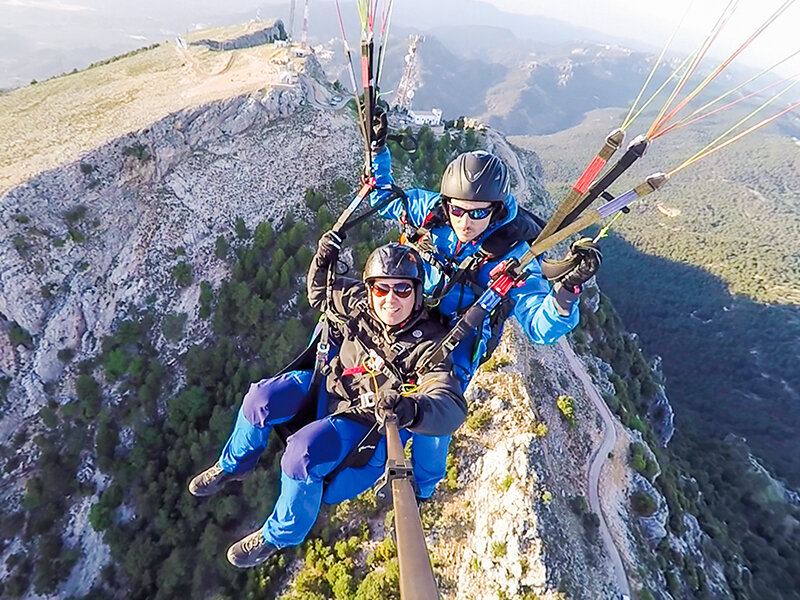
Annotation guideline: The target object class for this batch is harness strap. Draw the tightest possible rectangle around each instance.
[323,423,383,486]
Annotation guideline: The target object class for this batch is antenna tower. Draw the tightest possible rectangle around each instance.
[394,35,423,112]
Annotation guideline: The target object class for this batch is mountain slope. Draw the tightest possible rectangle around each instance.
[512,107,800,486]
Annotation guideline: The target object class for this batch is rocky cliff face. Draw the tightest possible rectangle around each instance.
[192,20,287,51]
[0,60,362,445]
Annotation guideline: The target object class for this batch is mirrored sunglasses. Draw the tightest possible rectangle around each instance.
[370,281,414,298]
[446,203,494,220]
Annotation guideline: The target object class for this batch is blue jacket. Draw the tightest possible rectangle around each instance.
[369,148,579,386]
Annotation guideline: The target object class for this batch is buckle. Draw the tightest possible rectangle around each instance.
[358,391,376,409]
[315,342,329,367]
[366,349,385,372]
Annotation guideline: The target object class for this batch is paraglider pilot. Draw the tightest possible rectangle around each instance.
[367,111,602,499]
[189,236,466,568]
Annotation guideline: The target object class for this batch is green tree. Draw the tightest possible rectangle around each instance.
[172,262,193,288]
[254,221,275,249]
[214,235,229,259]
[235,217,249,239]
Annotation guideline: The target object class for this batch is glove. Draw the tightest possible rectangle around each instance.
[557,237,602,290]
[374,390,418,431]
[317,230,344,268]
[370,106,388,154]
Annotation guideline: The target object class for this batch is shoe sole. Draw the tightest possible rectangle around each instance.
[188,471,249,497]
[226,540,278,568]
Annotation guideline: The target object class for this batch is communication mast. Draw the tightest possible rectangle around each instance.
[288,0,296,39]
[301,0,310,48]
[394,35,423,112]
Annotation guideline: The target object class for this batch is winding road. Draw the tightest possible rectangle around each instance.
[558,338,632,599]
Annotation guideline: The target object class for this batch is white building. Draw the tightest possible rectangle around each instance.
[409,108,443,127]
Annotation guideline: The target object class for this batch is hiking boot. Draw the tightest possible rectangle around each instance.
[227,530,279,568]
[188,463,248,497]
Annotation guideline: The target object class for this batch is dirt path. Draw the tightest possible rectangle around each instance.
[558,337,631,598]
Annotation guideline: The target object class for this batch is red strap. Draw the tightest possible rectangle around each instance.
[342,365,368,377]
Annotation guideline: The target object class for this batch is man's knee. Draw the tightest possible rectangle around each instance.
[282,420,342,481]
[242,371,312,428]
[242,380,274,427]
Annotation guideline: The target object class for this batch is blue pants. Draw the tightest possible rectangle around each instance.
[216,370,450,548]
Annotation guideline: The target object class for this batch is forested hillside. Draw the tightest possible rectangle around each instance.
[576,292,800,599]
[513,107,800,486]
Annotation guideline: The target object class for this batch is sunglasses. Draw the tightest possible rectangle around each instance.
[370,281,415,298]
[446,202,494,220]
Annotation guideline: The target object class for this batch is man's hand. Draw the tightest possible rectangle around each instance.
[316,230,344,267]
[371,106,388,154]
[374,390,418,431]
[558,237,602,290]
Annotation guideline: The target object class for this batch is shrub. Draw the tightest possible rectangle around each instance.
[172,262,192,287]
[445,453,458,491]
[122,144,150,161]
[569,494,588,514]
[631,491,659,516]
[630,442,659,480]
[465,406,492,432]
[482,354,511,371]
[65,205,87,223]
[68,228,85,243]
[57,348,75,362]
[304,188,326,211]
[497,474,513,492]
[198,281,213,319]
[491,541,507,558]
[234,217,249,239]
[214,235,229,259]
[8,322,33,348]
[12,235,29,257]
[163,313,187,342]
[556,394,577,428]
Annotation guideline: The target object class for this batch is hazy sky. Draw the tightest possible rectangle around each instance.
[482,0,800,77]
[1,0,798,87]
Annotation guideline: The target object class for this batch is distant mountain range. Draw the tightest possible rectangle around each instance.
[1,0,631,90]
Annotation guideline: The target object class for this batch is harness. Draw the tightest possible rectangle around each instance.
[275,184,423,482]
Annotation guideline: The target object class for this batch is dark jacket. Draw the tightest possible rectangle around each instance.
[307,247,467,437]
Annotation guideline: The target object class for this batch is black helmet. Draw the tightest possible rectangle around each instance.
[363,243,425,312]
[440,151,509,203]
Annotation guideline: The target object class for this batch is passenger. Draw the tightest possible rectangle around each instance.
[188,235,466,568]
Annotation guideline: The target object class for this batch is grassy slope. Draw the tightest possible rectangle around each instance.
[0,23,300,194]
[512,107,800,484]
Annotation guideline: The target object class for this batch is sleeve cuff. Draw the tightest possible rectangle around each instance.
[553,282,580,316]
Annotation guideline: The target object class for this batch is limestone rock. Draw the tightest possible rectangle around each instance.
[647,385,675,447]
[669,514,733,597]
[631,472,668,548]
[192,21,287,51]
[0,323,19,377]
[34,299,86,383]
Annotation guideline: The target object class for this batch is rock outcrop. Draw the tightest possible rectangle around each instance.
[647,385,675,447]
[192,21,287,51]
[630,472,668,548]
